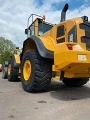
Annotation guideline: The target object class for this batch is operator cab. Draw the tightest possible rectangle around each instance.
[25,14,53,37]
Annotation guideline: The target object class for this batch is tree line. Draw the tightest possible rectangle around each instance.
[0,37,16,64]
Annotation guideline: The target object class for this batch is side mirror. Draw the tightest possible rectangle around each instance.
[25,29,28,34]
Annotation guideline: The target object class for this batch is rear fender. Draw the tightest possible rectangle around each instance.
[21,35,54,60]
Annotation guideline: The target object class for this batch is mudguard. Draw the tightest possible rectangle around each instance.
[21,35,54,61]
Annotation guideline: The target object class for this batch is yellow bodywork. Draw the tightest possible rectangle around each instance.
[22,16,90,79]
[38,18,90,78]
[54,43,90,78]
[14,55,20,64]
[14,54,21,76]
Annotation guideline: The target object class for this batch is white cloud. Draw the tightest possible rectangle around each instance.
[0,0,90,48]
[84,0,89,2]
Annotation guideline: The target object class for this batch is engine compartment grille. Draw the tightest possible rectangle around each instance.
[80,22,90,50]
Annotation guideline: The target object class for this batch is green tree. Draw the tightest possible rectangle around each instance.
[0,37,16,64]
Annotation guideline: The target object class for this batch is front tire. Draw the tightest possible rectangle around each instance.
[62,78,89,87]
[21,50,52,92]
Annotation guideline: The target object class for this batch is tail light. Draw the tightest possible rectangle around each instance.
[67,44,83,51]
[67,44,73,50]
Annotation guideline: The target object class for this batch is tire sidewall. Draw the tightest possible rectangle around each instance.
[21,50,36,91]
[62,78,89,87]
[8,59,12,80]
[8,58,15,80]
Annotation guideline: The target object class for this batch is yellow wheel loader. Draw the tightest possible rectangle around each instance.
[7,47,21,81]
[8,3,90,92]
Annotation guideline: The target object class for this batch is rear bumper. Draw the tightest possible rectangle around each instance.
[54,47,90,78]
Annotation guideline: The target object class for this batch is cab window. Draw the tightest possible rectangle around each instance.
[38,20,53,35]
[30,24,34,35]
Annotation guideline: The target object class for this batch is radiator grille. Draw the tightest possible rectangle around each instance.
[80,22,90,50]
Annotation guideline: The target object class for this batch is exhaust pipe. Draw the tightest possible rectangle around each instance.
[60,3,69,22]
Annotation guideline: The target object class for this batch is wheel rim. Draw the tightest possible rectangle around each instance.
[23,60,31,81]
[8,64,11,75]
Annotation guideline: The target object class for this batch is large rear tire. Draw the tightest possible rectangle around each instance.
[62,78,89,87]
[21,50,52,92]
[8,56,20,81]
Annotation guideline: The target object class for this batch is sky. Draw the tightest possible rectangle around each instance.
[0,0,90,48]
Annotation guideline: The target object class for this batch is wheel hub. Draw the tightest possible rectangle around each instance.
[8,64,11,75]
[23,60,31,81]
